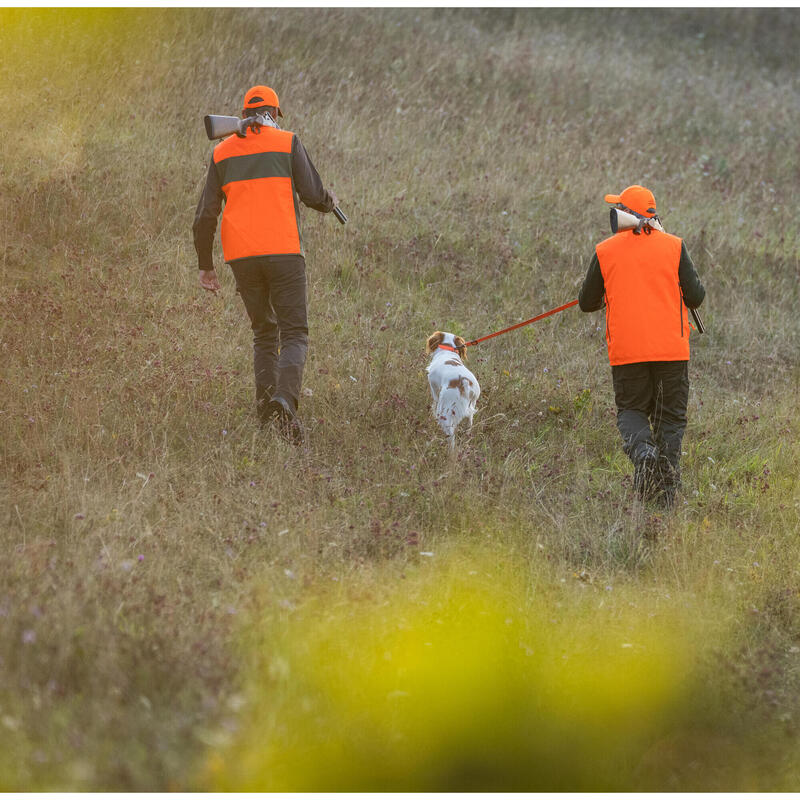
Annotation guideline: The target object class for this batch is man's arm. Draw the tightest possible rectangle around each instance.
[678,241,705,308]
[193,158,223,271]
[291,135,336,212]
[578,252,605,312]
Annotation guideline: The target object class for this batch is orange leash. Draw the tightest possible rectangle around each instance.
[465,299,579,347]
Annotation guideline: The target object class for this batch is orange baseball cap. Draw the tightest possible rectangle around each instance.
[243,85,283,117]
[604,185,656,217]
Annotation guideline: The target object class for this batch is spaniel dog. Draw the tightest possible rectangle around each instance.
[425,331,481,450]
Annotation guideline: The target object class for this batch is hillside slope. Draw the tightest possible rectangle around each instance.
[1,8,799,791]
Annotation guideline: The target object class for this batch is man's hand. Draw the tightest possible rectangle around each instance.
[199,269,221,294]
[330,190,339,208]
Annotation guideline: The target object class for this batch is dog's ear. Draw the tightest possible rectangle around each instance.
[426,331,444,354]
[454,335,468,360]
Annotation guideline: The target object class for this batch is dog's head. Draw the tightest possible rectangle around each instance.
[426,331,467,360]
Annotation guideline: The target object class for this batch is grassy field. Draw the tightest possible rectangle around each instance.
[1,7,799,791]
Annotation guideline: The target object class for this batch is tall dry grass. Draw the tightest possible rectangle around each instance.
[1,7,799,790]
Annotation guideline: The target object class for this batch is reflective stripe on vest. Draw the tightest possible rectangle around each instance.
[596,229,689,366]
[212,127,302,262]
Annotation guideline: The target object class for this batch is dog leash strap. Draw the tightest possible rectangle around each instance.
[465,299,579,347]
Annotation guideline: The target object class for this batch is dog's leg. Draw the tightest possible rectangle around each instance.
[448,407,460,453]
[429,382,440,419]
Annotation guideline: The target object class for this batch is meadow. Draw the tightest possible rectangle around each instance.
[1,7,799,791]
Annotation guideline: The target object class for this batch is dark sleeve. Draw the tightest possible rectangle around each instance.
[291,135,335,213]
[578,251,605,312]
[192,158,223,270]
[678,241,705,308]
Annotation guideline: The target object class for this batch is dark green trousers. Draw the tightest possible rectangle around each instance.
[611,360,689,488]
[230,255,308,414]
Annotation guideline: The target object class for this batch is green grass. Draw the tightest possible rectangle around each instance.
[1,7,799,791]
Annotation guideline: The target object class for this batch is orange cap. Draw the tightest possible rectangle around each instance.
[243,85,283,117]
[604,185,656,217]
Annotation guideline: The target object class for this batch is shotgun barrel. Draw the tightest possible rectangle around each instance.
[690,307,705,334]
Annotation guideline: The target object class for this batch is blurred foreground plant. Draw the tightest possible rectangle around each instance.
[202,546,746,791]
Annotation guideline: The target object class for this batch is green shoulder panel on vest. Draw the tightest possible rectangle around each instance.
[216,151,292,186]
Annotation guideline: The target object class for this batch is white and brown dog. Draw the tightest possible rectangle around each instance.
[425,331,481,450]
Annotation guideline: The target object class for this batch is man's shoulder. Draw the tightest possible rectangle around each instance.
[657,229,682,245]
[653,229,683,256]
[595,232,625,252]
[274,127,295,145]
[596,229,681,246]
[214,127,295,160]
[212,133,242,160]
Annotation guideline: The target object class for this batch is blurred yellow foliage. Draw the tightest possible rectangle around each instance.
[204,547,714,792]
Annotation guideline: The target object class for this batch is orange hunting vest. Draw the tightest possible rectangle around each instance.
[212,126,302,262]
[596,229,690,366]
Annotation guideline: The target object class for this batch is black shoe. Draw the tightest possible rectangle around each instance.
[266,396,304,445]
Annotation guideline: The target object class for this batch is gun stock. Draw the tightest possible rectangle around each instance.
[204,115,243,140]
[610,207,664,234]
[610,207,638,233]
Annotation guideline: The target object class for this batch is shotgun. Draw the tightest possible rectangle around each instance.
[611,208,706,334]
[203,113,347,225]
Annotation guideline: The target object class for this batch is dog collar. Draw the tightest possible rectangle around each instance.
[438,344,459,353]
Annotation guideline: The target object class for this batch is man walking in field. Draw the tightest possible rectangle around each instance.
[579,185,705,507]
[193,85,338,443]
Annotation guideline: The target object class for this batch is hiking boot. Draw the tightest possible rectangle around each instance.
[656,455,680,510]
[256,384,275,427]
[633,445,659,502]
[266,396,304,445]
[659,484,677,510]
